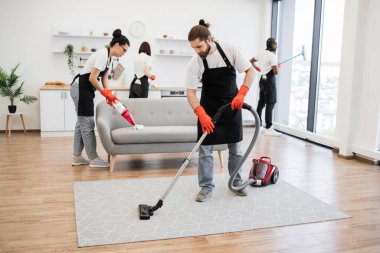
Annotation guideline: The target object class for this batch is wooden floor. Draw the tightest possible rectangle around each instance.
[1,128,380,253]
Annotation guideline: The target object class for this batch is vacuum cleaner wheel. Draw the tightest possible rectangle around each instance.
[271,168,279,184]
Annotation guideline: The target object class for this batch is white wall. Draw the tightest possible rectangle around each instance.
[335,0,380,159]
[0,0,272,130]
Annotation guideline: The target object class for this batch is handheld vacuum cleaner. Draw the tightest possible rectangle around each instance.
[113,101,144,130]
[139,102,279,220]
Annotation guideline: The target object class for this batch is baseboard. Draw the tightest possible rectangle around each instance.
[354,154,378,165]
[0,129,40,133]
[332,147,339,154]
[337,153,355,160]
[333,147,378,164]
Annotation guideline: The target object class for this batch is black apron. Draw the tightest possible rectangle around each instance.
[77,48,110,116]
[129,75,149,98]
[198,42,243,145]
[259,69,276,104]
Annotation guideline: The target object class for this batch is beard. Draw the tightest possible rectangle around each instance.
[198,43,211,59]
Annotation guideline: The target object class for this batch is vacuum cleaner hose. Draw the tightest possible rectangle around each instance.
[199,102,260,192]
[227,103,261,192]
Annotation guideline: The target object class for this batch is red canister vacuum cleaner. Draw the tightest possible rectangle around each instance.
[249,156,279,186]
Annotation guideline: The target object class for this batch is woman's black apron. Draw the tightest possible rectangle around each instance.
[77,48,110,117]
[129,75,149,98]
[259,69,276,104]
[198,42,243,145]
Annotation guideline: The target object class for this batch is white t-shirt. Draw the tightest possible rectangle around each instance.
[185,42,252,89]
[134,52,152,78]
[254,50,277,75]
[81,48,110,75]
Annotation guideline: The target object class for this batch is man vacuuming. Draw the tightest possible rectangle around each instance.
[250,38,281,136]
[186,19,255,202]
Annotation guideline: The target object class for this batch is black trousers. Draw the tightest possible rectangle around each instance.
[256,74,277,128]
[257,99,275,129]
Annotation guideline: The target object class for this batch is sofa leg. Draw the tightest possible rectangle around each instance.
[218,150,224,173]
[108,154,110,162]
[109,155,117,172]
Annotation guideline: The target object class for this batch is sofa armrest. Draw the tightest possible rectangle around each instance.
[96,101,128,154]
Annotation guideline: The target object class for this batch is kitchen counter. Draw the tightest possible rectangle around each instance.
[40,84,130,91]
[40,84,193,91]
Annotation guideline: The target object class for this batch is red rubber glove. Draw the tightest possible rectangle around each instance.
[231,85,249,110]
[101,89,118,106]
[149,74,156,80]
[277,63,281,69]
[194,106,215,134]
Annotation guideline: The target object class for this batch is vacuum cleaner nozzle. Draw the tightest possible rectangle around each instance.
[139,204,152,220]
[139,199,163,220]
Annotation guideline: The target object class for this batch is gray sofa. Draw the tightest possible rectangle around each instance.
[96,98,226,172]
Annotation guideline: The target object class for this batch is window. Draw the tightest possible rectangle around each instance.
[315,0,345,137]
[274,0,345,142]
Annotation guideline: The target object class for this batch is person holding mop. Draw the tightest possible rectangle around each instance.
[250,38,281,136]
[186,19,255,202]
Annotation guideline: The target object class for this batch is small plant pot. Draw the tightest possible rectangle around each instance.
[8,105,16,113]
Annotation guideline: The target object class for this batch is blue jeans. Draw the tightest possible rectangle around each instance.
[198,142,243,190]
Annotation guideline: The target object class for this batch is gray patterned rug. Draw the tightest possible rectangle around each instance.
[73,174,350,247]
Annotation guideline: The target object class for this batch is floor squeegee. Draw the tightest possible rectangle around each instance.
[278,45,307,66]
[254,45,306,73]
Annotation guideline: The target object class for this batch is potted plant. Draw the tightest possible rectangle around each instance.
[0,63,38,113]
[64,44,75,76]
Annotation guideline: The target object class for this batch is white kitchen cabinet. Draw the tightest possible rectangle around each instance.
[40,90,76,135]
[40,89,105,136]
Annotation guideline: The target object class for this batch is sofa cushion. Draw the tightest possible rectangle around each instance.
[111,126,197,144]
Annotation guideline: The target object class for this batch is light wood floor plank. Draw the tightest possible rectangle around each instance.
[0,129,379,252]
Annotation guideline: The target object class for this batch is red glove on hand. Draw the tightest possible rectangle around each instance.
[231,85,249,110]
[101,89,118,106]
[194,106,215,134]
[277,63,281,69]
[149,74,156,80]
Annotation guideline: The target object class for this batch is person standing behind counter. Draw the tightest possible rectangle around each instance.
[129,42,156,98]
[71,29,130,168]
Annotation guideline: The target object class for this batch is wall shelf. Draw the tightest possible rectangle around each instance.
[53,34,112,39]
[156,37,188,41]
[53,51,94,55]
[155,53,194,57]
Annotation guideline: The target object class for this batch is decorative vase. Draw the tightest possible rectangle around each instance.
[8,105,16,113]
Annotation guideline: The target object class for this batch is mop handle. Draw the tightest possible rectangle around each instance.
[279,52,302,65]
[160,103,242,201]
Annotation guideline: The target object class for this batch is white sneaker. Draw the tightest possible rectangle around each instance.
[264,127,281,136]
[72,156,90,166]
[90,157,110,168]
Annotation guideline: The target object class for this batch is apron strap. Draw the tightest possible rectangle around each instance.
[215,42,233,68]
[130,74,138,86]
[201,42,233,70]
[202,58,209,70]
[70,74,80,85]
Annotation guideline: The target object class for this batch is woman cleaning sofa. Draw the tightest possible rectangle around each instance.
[71,29,130,168]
